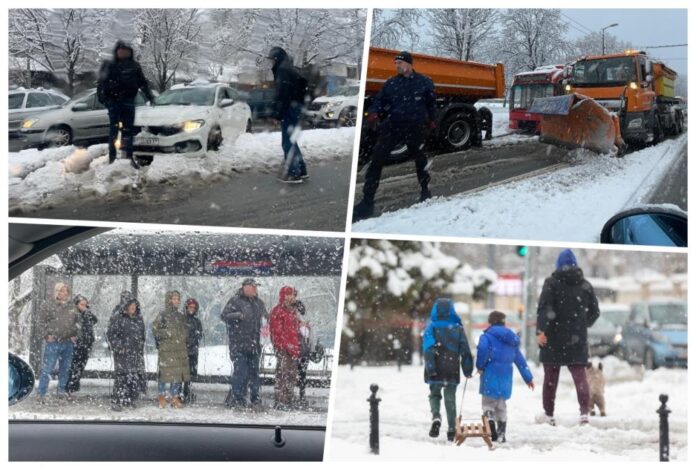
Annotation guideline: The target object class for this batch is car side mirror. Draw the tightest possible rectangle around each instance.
[600,208,687,247]
[9,353,35,406]
[219,98,234,108]
[71,103,89,112]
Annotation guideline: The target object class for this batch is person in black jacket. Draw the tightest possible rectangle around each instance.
[182,298,203,404]
[353,51,437,221]
[66,295,98,394]
[536,249,600,426]
[268,46,308,184]
[106,296,146,411]
[97,40,154,167]
[220,278,268,408]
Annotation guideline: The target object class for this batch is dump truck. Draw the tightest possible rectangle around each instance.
[530,51,685,154]
[359,47,506,166]
[509,65,565,133]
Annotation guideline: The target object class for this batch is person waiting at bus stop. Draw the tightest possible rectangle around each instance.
[353,50,437,221]
[221,278,267,409]
[270,286,303,409]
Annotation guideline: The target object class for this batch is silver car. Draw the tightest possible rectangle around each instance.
[18,88,149,149]
[9,88,69,139]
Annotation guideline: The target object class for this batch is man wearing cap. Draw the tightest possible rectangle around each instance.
[221,278,268,409]
[353,50,437,220]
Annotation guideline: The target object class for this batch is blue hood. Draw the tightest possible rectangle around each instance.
[430,298,462,324]
[556,249,578,270]
[485,324,520,347]
[659,328,687,347]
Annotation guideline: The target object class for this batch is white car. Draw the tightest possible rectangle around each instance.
[304,84,359,127]
[133,82,252,158]
[9,87,69,138]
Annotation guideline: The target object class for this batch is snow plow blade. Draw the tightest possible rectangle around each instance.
[529,93,625,155]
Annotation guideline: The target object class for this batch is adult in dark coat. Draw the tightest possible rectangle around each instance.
[106,296,146,411]
[97,40,154,167]
[268,46,308,183]
[220,278,267,408]
[536,249,600,425]
[66,295,98,393]
[182,298,203,403]
[353,50,437,220]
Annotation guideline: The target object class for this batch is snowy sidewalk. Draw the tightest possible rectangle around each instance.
[8,127,354,213]
[328,358,687,460]
[353,134,687,243]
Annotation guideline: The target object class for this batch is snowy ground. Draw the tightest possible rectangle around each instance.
[328,357,688,461]
[8,127,354,213]
[477,101,536,147]
[353,133,687,242]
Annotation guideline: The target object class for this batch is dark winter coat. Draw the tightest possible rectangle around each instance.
[76,308,98,350]
[269,286,302,359]
[536,266,600,365]
[476,324,533,400]
[270,47,308,119]
[97,40,154,107]
[368,71,437,125]
[106,298,146,375]
[40,299,80,341]
[152,291,191,382]
[221,289,267,357]
[185,299,203,356]
[423,298,474,385]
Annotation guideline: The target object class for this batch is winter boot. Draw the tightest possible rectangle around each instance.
[352,199,375,221]
[485,411,498,442]
[158,395,169,409]
[496,421,507,443]
[419,188,432,203]
[171,396,184,409]
[580,414,589,426]
[429,416,442,438]
[447,430,456,442]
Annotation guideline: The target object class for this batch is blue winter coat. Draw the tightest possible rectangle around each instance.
[423,299,474,385]
[368,71,437,125]
[476,324,533,400]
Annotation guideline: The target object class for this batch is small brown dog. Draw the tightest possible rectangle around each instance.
[586,362,606,416]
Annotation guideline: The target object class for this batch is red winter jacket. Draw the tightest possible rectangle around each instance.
[270,286,301,359]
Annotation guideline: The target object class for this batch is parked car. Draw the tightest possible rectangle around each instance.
[9,88,69,140]
[17,88,150,149]
[620,300,687,369]
[248,87,276,120]
[304,84,359,128]
[133,82,252,158]
[587,304,630,358]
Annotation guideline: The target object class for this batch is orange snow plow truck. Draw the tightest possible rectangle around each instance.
[529,51,685,154]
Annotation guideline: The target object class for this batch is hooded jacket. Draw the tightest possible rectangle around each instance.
[269,47,308,118]
[221,288,267,357]
[423,298,474,384]
[269,286,302,359]
[106,297,146,374]
[97,40,154,106]
[185,298,203,356]
[476,324,533,400]
[152,291,191,382]
[536,252,600,365]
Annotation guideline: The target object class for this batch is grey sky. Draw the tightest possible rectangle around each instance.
[562,9,687,75]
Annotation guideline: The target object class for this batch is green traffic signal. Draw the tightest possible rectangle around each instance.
[516,246,528,257]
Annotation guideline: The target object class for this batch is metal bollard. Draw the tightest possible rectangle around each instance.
[367,383,381,454]
[657,394,670,461]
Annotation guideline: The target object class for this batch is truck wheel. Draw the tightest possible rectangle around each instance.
[675,111,684,134]
[439,112,474,152]
[650,112,664,145]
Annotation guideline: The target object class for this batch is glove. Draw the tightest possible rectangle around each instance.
[427,120,437,130]
[367,112,379,130]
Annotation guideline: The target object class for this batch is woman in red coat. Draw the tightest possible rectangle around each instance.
[270,286,302,409]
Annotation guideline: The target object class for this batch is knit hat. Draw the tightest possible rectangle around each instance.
[556,249,578,270]
[395,51,413,64]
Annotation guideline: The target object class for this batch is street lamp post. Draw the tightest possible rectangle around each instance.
[601,23,619,55]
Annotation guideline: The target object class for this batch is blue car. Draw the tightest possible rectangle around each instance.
[620,300,687,369]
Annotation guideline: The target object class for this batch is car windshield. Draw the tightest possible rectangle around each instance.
[590,316,615,330]
[573,56,637,86]
[8,228,341,427]
[155,87,216,106]
[649,303,687,326]
[511,84,555,109]
[601,309,630,327]
[9,93,25,110]
[65,90,94,106]
[328,86,359,97]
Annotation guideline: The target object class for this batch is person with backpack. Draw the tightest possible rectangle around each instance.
[97,40,154,168]
[423,298,474,442]
[268,46,309,184]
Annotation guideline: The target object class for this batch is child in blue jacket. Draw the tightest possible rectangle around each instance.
[423,298,474,442]
[476,311,534,443]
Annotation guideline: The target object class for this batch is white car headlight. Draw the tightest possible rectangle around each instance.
[22,118,40,129]
[181,119,205,132]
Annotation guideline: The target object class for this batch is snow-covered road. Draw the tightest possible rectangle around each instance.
[328,357,688,460]
[8,127,354,213]
[353,134,687,243]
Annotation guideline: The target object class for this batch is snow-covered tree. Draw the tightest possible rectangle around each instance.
[427,9,499,61]
[570,31,635,58]
[371,9,423,51]
[201,9,256,81]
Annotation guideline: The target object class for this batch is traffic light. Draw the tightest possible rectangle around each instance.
[516,246,528,257]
